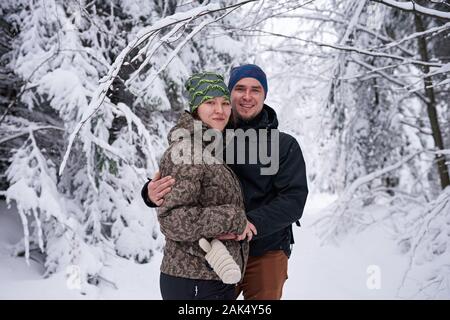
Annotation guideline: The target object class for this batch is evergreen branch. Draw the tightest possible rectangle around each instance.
[0,126,65,145]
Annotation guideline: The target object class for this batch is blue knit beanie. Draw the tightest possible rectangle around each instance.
[228,64,268,98]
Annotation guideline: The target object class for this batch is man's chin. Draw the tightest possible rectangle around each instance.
[236,113,256,122]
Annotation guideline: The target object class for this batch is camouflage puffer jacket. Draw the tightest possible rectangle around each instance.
[157,111,249,281]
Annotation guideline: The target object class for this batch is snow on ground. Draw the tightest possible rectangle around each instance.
[0,200,162,300]
[284,193,408,299]
[0,195,410,299]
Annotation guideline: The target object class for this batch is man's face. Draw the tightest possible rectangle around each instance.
[230,77,265,121]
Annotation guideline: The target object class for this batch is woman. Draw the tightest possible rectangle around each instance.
[157,72,249,300]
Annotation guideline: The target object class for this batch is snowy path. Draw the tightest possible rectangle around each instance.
[0,196,408,299]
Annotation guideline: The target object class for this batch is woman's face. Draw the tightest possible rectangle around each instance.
[196,96,231,131]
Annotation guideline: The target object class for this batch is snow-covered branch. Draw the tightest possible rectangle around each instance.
[341,0,367,45]
[58,1,256,176]
[0,125,64,145]
[245,29,443,68]
[408,62,450,92]
[314,151,424,244]
[377,22,450,51]
[235,0,316,31]
[398,186,450,298]
[350,58,429,103]
[371,0,450,20]
[430,149,450,156]
[138,15,220,95]
[341,151,423,204]
[278,13,415,56]
[400,120,432,136]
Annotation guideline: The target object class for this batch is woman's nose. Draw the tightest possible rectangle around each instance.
[214,103,225,114]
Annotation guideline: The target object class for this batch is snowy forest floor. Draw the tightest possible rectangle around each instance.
[0,194,409,300]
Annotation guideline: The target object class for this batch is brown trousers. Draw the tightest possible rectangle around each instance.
[236,250,288,300]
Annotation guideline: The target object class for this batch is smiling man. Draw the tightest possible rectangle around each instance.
[142,64,308,300]
[223,64,308,300]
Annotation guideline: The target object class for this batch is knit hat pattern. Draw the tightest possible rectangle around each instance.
[185,72,230,113]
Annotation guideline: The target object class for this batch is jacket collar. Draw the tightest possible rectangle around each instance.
[233,104,279,130]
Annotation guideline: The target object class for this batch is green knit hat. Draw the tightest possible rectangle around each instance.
[185,72,230,113]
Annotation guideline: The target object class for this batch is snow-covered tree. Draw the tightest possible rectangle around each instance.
[0,0,250,290]
[241,0,450,298]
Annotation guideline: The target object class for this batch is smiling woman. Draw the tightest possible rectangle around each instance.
[195,96,232,131]
[155,72,250,300]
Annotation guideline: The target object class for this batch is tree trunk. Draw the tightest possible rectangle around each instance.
[414,14,450,189]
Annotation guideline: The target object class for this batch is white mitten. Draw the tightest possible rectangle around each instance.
[199,238,241,284]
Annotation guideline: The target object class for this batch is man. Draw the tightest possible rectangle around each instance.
[142,64,308,300]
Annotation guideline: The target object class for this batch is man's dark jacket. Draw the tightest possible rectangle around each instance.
[141,105,308,257]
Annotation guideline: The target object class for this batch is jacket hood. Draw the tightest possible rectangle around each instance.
[167,111,226,150]
[167,111,205,143]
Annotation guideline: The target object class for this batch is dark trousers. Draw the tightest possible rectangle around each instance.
[160,273,236,300]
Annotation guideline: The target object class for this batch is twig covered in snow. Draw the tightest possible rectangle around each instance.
[315,151,423,243]
[341,0,367,45]
[243,29,443,68]
[425,62,450,78]
[0,49,58,126]
[138,16,219,94]
[431,149,450,156]
[400,120,433,136]
[370,0,450,20]
[340,151,422,204]
[351,58,429,103]
[277,13,415,57]
[376,22,450,51]
[0,125,64,145]
[398,187,450,298]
